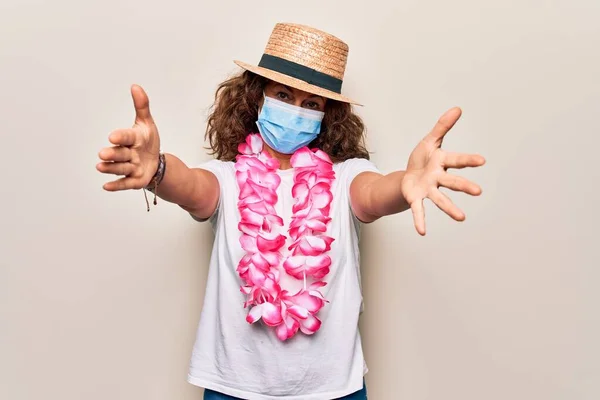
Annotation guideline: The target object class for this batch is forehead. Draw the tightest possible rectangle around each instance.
[266,81,321,99]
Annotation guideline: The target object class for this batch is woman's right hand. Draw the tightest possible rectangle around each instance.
[97,84,161,191]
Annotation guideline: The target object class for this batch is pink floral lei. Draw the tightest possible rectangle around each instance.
[234,134,336,341]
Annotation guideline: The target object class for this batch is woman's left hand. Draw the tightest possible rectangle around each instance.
[401,107,486,236]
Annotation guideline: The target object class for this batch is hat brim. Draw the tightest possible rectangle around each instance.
[234,60,362,106]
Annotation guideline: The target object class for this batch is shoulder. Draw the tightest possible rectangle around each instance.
[195,158,235,172]
[194,159,235,180]
[334,157,381,184]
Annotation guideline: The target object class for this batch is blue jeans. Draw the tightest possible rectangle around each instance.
[204,381,367,400]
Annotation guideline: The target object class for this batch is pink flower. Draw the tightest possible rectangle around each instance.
[298,314,322,335]
[238,133,263,155]
[237,261,267,285]
[283,254,331,280]
[244,168,281,191]
[237,251,281,286]
[289,207,331,240]
[235,134,335,340]
[236,155,268,172]
[295,167,335,185]
[275,287,327,337]
[238,197,277,215]
[246,300,283,326]
[240,228,285,255]
[241,208,283,229]
[238,234,283,285]
[240,274,281,306]
[290,147,333,168]
[289,235,335,256]
[312,149,334,165]
[275,302,300,340]
[291,181,333,214]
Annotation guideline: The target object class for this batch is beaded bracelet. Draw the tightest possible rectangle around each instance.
[142,153,166,212]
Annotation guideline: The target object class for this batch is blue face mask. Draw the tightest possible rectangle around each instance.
[256,95,325,154]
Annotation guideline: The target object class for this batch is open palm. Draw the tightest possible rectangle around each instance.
[401,107,486,235]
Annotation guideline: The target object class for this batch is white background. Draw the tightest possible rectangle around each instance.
[1,0,599,399]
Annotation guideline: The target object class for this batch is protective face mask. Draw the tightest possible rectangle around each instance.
[256,94,325,155]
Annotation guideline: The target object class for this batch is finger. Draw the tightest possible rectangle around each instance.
[443,152,486,169]
[437,173,482,196]
[102,176,144,191]
[98,146,132,162]
[96,161,136,176]
[429,189,465,221]
[424,107,462,146]
[108,128,137,147]
[411,199,426,236]
[131,84,153,124]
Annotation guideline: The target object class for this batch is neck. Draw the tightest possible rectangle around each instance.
[263,144,292,170]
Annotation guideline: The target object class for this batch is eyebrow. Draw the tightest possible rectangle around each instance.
[280,84,325,102]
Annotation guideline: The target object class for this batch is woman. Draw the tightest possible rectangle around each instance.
[97,23,485,400]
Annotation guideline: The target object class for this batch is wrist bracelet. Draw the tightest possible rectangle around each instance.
[143,153,166,212]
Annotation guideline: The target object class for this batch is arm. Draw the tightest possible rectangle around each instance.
[152,154,220,220]
[349,107,486,234]
[349,171,410,223]
[97,84,219,220]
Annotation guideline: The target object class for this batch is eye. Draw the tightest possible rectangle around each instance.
[276,91,290,101]
[304,101,322,110]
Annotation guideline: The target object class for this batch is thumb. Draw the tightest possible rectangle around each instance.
[131,84,153,123]
[425,106,462,146]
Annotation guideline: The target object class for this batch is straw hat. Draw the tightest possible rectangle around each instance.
[234,23,360,105]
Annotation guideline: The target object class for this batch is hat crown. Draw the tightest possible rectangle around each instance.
[263,23,349,81]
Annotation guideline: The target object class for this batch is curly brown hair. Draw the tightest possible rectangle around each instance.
[205,71,370,162]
